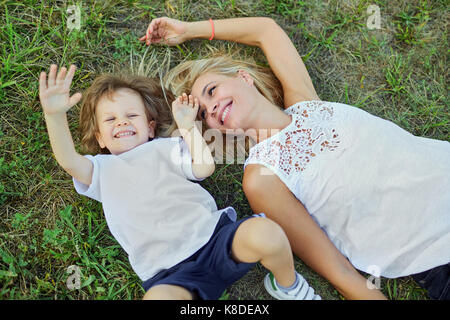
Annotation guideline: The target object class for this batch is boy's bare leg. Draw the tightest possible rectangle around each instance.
[231,217,296,287]
[143,284,193,300]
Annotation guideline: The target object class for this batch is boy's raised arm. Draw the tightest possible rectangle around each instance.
[172,93,215,179]
[39,64,93,186]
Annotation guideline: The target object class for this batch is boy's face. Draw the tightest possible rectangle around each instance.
[95,88,156,155]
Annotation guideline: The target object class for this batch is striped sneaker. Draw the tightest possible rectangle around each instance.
[264,272,322,300]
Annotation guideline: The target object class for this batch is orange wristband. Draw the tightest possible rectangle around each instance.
[209,18,215,41]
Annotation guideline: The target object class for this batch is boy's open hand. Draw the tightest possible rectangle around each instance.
[139,17,188,46]
[39,64,82,115]
[172,93,199,131]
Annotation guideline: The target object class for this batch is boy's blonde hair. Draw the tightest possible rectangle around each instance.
[79,75,176,154]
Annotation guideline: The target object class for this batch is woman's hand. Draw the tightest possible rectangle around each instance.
[39,64,82,116]
[139,17,189,46]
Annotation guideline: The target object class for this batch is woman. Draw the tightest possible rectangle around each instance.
[140,17,450,300]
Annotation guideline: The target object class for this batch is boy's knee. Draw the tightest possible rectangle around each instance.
[241,217,289,253]
[143,284,193,300]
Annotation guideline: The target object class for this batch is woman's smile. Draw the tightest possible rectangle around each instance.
[219,101,232,125]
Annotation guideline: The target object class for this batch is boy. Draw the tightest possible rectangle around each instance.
[39,64,321,300]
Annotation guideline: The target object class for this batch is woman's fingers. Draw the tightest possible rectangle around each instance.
[150,20,165,44]
[149,18,158,34]
[140,19,160,45]
[146,23,152,44]
[138,23,153,43]
[139,18,170,45]
[150,18,165,35]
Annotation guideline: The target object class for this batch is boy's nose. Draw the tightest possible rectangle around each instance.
[117,119,129,126]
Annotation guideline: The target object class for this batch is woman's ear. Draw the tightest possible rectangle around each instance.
[237,69,254,86]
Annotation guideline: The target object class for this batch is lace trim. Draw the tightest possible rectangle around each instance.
[246,101,344,179]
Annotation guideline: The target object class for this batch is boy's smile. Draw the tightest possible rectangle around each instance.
[114,129,136,138]
[95,88,156,155]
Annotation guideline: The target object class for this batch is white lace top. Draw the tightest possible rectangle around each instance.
[245,100,450,278]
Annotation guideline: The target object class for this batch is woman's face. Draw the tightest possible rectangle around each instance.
[191,71,257,132]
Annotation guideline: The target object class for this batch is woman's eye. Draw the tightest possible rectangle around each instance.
[208,86,216,96]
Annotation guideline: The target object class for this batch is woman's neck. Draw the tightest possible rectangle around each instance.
[245,98,292,143]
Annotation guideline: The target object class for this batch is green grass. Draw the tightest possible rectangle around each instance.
[1,0,447,300]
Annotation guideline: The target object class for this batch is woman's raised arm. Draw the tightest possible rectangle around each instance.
[243,164,387,300]
[142,17,320,107]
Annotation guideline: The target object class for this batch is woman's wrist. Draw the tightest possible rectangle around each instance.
[186,20,214,40]
[186,18,274,48]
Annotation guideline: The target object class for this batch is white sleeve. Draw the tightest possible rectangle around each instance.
[72,155,102,202]
[179,138,205,182]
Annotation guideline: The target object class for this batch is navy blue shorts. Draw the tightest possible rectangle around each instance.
[412,262,450,300]
[142,211,260,300]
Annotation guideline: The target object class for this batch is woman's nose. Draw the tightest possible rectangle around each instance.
[207,103,218,115]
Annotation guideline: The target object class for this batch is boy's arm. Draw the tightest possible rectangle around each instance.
[44,112,93,185]
[181,124,215,179]
[142,17,320,107]
[172,94,215,179]
[40,64,93,186]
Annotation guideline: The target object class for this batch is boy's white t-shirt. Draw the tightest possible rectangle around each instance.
[73,137,229,281]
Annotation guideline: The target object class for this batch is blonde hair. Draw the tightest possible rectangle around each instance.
[164,52,283,109]
[79,74,176,154]
[164,51,283,163]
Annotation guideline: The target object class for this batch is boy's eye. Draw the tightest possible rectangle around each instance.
[105,118,114,122]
